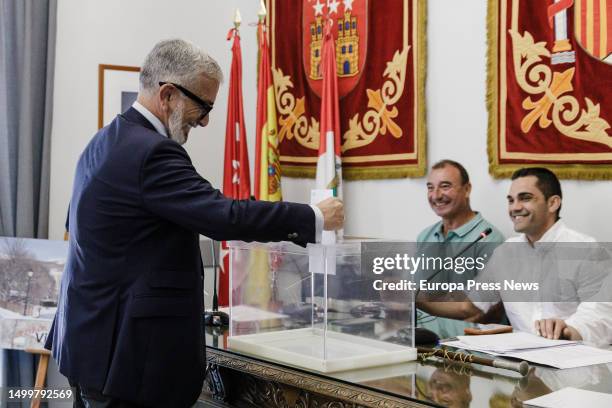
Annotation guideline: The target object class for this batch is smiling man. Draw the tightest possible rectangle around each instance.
[419,160,503,246]
[506,168,611,343]
[417,160,504,280]
[415,160,504,338]
[418,167,612,346]
[45,39,344,408]
[507,167,565,243]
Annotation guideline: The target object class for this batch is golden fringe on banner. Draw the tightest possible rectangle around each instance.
[486,0,612,180]
[282,163,426,180]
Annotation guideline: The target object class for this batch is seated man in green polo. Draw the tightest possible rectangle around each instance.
[416,159,505,337]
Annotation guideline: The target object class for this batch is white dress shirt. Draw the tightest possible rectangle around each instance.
[132,101,167,137]
[471,220,612,346]
[131,101,324,242]
[565,281,612,346]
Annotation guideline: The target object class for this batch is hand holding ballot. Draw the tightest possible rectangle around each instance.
[316,197,345,230]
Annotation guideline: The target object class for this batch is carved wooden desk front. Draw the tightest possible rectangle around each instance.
[199,347,433,408]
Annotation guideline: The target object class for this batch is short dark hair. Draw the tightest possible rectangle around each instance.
[511,167,562,218]
[431,160,470,185]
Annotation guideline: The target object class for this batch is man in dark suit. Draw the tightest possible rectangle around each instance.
[45,39,344,408]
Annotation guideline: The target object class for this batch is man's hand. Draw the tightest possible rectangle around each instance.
[316,197,344,230]
[534,319,582,340]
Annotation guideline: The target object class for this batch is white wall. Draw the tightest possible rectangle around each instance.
[49,0,262,239]
[49,0,612,241]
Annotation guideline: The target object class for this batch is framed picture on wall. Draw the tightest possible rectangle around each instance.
[98,64,141,129]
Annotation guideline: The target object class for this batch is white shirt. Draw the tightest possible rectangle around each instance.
[566,283,612,346]
[471,220,612,346]
[132,101,167,137]
[131,102,324,242]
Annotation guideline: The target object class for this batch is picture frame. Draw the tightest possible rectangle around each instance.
[0,237,68,350]
[98,64,141,129]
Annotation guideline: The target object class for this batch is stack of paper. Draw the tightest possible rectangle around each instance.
[441,332,612,369]
[524,387,612,407]
[456,332,578,352]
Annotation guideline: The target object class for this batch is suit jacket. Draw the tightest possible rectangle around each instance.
[45,108,315,407]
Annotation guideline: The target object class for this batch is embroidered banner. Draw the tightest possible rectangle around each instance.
[269,0,426,179]
[488,0,612,179]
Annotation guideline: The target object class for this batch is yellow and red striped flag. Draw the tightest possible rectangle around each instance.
[244,5,280,308]
[254,9,282,202]
[574,0,612,61]
[219,22,251,307]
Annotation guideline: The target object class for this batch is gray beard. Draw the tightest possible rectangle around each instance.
[168,102,187,145]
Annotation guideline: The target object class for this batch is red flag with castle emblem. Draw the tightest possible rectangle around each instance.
[220,27,251,306]
[316,11,343,199]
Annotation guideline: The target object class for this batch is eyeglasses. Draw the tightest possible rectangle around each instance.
[159,81,214,120]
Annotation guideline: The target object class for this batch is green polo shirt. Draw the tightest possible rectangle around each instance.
[416,212,505,339]
[417,212,504,244]
[416,212,504,282]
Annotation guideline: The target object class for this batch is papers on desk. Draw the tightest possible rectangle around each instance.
[499,344,612,369]
[442,332,612,369]
[456,332,578,353]
[524,387,612,408]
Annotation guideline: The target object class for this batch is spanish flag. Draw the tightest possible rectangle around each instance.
[254,9,282,202]
[244,7,279,309]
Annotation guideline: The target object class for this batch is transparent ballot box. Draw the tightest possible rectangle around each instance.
[227,241,416,373]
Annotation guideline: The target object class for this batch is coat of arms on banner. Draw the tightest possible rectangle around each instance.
[270,0,427,179]
[488,0,612,179]
[302,0,367,98]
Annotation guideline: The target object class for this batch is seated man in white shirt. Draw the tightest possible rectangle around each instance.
[418,167,612,345]
[536,270,612,343]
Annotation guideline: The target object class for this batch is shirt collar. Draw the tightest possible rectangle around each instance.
[536,219,566,243]
[516,219,566,246]
[434,212,484,239]
[132,101,168,137]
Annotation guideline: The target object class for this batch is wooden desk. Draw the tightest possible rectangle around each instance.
[200,346,432,408]
[199,326,612,408]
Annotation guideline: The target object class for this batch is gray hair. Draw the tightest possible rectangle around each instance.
[140,39,223,94]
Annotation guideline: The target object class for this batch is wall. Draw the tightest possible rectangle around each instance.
[49,0,262,239]
[49,0,612,242]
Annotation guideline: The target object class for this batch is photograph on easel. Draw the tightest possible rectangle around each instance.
[0,237,67,350]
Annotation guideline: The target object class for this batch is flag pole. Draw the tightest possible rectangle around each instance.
[234,7,241,30]
[216,6,251,310]
[256,0,266,85]
[315,1,343,242]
